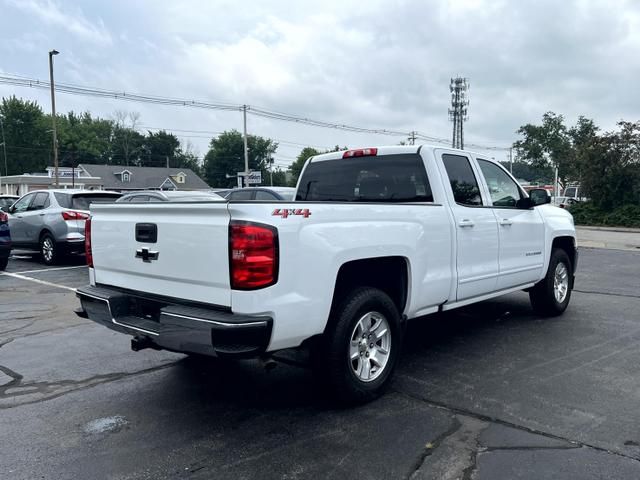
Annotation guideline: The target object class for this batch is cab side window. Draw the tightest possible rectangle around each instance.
[477,159,523,208]
[29,192,49,210]
[12,193,35,213]
[441,154,483,206]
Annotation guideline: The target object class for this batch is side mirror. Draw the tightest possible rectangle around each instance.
[528,188,551,207]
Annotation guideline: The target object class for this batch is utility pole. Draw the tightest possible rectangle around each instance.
[49,49,60,187]
[269,157,273,186]
[509,147,513,174]
[408,131,416,145]
[448,77,469,150]
[0,116,7,193]
[242,105,249,188]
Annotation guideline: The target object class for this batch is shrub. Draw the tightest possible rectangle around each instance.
[570,202,640,228]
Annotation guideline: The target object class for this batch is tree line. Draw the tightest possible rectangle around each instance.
[514,112,640,210]
[2,96,638,212]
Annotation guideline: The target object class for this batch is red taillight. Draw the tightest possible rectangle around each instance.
[229,222,278,290]
[85,216,93,267]
[62,210,90,221]
[0,211,7,223]
[342,148,378,158]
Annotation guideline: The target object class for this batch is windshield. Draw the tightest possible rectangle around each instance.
[296,154,433,202]
[0,198,17,211]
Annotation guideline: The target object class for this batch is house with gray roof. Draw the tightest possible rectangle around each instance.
[78,164,209,191]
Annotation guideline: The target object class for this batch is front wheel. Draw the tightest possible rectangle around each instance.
[314,287,403,404]
[0,256,8,271]
[529,248,573,317]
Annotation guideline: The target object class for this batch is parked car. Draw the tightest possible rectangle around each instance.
[553,196,580,210]
[77,145,576,404]
[116,190,223,203]
[0,208,11,270]
[0,195,19,212]
[217,186,296,201]
[8,189,121,265]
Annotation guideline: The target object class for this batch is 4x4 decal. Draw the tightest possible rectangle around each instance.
[272,208,312,218]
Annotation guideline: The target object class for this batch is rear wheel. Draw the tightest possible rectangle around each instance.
[0,256,7,271]
[314,287,403,404]
[529,248,572,316]
[40,233,58,266]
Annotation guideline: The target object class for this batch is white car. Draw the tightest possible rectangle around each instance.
[76,145,577,403]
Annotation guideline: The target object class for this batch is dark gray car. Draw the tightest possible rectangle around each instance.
[8,189,121,265]
[0,195,19,212]
[116,190,222,203]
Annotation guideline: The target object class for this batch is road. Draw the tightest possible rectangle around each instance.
[1,248,640,479]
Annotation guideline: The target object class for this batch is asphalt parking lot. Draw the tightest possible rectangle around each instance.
[2,247,640,479]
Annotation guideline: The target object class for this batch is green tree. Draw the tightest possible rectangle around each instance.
[56,111,115,167]
[499,160,553,184]
[513,112,574,186]
[138,130,181,167]
[203,130,278,188]
[288,147,320,187]
[0,96,49,175]
[581,121,640,209]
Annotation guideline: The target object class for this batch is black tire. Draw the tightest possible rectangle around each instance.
[0,256,7,271]
[314,287,403,405]
[529,248,572,317]
[40,233,58,266]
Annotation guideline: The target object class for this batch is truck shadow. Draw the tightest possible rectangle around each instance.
[165,292,539,410]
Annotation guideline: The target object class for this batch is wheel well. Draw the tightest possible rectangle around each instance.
[552,236,576,270]
[39,229,53,242]
[330,257,409,318]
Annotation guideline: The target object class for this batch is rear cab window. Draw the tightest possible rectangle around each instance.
[296,153,433,202]
[55,193,121,210]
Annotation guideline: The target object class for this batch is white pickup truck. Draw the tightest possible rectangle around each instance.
[76,145,577,403]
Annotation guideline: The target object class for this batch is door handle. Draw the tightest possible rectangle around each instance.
[458,219,475,228]
[499,219,513,226]
[15,215,23,218]
[38,213,45,216]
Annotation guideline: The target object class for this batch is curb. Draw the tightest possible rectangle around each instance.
[576,226,640,234]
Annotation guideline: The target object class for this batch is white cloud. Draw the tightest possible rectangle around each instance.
[5,0,112,45]
[1,0,639,165]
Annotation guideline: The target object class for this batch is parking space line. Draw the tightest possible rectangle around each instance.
[13,265,86,275]
[0,271,77,292]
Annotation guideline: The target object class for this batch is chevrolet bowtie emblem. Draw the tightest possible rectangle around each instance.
[135,247,159,262]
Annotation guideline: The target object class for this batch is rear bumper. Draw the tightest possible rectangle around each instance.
[60,238,85,255]
[76,285,273,358]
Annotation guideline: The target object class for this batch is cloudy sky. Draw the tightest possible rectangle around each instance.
[1,0,639,167]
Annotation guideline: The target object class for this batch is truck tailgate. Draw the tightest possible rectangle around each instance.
[90,202,231,307]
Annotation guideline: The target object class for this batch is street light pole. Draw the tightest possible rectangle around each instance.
[49,49,60,187]
[242,105,249,188]
[0,116,7,193]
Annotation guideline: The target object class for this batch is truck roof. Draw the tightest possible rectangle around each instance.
[308,144,494,163]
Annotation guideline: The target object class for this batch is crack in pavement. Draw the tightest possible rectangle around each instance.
[573,289,640,299]
[407,417,462,479]
[1,322,91,342]
[0,320,37,336]
[0,361,177,409]
[394,389,640,465]
[0,364,23,390]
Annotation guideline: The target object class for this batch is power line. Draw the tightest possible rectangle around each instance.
[0,73,511,151]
